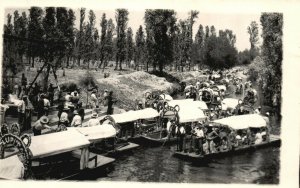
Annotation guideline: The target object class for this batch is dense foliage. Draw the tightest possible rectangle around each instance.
[3,7,281,77]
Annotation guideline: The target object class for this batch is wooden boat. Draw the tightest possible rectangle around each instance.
[173,134,280,163]
[173,114,281,163]
[0,125,121,180]
[99,99,208,147]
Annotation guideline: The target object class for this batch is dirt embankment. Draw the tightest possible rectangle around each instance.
[96,71,178,110]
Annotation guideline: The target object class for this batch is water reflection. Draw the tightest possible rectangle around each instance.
[97,146,280,184]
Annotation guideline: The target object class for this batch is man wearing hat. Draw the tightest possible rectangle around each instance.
[87,112,100,127]
[59,106,70,127]
[32,116,54,136]
[70,110,82,127]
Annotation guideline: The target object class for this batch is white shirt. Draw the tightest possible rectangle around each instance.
[60,112,69,122]
[88,118,100,127]
[65,94,71,102]
[255,133,263,144]
[195,129,204,138]
[91,94,97,102]
[18,100,26,113]
[43,98,50,107]
[166,121,172,132]
[71,115,82,127]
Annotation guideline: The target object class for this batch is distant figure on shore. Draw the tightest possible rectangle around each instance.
[90,89,99,109]
[70,110,82,127]
[107,91,117,115]
[87,113,100,127]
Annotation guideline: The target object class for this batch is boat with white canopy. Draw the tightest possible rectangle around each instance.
[173,114,280,162]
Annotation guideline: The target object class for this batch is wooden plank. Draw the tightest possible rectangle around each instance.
[87,155,115,169]
[116,142,139,152]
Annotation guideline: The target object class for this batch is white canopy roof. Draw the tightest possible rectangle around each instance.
[29,128,90,159]
[109,108,159,123]
[221,98,239,110]
[167,99,194,107]
[212,114,267,129]
[178,107,207,123]
[73,124,117,142]
[168,99,208,110]
[159,94,173,101]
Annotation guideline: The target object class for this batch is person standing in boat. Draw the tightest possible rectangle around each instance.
[176,124,186,152]
[254,130,263,145]
[195,124,205,155]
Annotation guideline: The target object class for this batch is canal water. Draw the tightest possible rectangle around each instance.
[96,145,280,184]
[94,75,281,184]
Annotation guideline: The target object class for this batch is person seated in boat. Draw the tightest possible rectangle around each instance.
[246,128,255,145]
[255,106,262,115]
[202,138,209,155]
[254,130,263,145]
[87,113,100,127]
[210,139,218,153]
[228,129,236,150]
[235,133,242,147]
[32,116,55,136]
[241,131,248,145]
[70,110,82,127]
[237,106,246,115]
[261,127,269,142]
[220,137,229,152]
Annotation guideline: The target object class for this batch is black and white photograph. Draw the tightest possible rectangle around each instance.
[0,0,299,187]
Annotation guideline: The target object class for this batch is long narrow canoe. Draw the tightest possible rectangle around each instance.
[173,134,281,162]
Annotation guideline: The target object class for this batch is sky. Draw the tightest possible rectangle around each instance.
[4,8,261,51]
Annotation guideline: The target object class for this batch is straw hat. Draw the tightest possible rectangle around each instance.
[73,110,78,115]
[266,112,270,116]
[40,116,49,124]
[63,106,70,110]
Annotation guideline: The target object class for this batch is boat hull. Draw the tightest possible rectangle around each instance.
[173,135,281,163]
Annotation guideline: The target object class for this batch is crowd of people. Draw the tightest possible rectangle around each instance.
[1,73,118,136]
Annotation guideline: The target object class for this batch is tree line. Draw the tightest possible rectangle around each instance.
[3,7,258,75]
